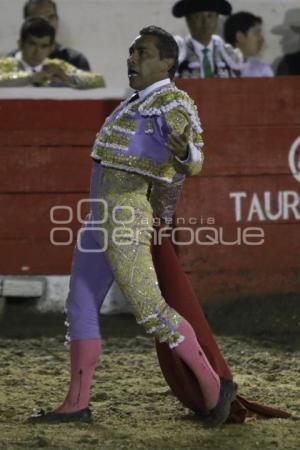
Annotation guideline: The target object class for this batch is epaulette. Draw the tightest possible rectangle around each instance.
[138,85,202,133]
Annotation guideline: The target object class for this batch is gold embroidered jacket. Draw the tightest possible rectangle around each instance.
[92,84,204,182]
[91,84,204,219]
[0,57,105,89]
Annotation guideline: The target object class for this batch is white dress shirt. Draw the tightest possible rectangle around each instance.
[241,58,274,77]
[190,37,214,78]
[138,78,171,100]
[15,51,43,73]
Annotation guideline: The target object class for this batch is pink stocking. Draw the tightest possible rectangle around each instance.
[173,319,220,410]
[56,339,101,413]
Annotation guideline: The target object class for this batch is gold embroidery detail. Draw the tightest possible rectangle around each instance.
[94,147,177,182]
[0,57,105,88]
[99,167,184,348]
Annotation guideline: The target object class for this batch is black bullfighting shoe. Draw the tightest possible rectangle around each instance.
[203,378,238,427]
[27,407,92,424]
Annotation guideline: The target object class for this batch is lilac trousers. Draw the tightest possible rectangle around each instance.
[65,162,114,341]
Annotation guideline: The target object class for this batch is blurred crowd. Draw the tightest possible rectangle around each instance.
[0,0,299,89]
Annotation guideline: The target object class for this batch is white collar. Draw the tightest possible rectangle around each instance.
[138,78,171,100]
[15,50,44,73]
[190,36,214,54]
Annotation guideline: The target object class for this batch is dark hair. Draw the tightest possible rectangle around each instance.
[20,17,55,43]
[23,0,57,19]
[224,12,262,46]
[139,26,179,79]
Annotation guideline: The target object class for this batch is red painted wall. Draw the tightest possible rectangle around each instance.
[175,78,300,303]
[1,78,300,303]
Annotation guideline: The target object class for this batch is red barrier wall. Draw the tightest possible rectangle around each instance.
[175,78,300,303]
[1,78,300,303]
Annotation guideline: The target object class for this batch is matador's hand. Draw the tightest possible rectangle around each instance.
[167,123,191,160]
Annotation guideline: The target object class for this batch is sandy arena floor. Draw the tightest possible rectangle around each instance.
[0,317,299,450]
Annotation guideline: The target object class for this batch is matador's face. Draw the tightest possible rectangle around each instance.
[127,34,172,91]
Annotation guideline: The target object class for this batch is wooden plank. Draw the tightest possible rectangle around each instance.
[1,225,300,305]
[0,130,95,146]
[177,174,300,225]
[0,99,119,130]
[0,147,92,192]
[0,194,89,239]
[0,239,74,274]
[175,224,300,272]
[1,175,299,237]
[186,271,300,305]
[176,78,300,127]
[1,126,299,177]
[202,126,300,176]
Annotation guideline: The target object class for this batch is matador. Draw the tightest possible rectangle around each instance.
[29,25,237,427]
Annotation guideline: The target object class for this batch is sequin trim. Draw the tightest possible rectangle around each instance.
[139,86,203,134]
[97,148,176,183]
[96,141,129,152]
[169,335,185,348]
[137,313,158,325]
[112,125,136,136]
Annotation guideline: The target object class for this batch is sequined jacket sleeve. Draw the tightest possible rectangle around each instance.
[0,57,105,88]
[0,58,32,86]
[149,108,203,220]
[164,106,204,176]
[47,59,105,89]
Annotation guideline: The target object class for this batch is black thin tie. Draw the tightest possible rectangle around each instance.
[128,92,139,103]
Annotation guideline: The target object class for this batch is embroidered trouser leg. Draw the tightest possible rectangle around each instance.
[100,168,184,349]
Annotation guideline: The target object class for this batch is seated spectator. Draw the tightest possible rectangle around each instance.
[8,0,91,71]
[0,18,105,88]
[276,18,300,75]
[172,0,243,78]
[224,12,273,77]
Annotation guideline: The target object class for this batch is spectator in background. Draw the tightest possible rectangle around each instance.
[8,0,91,71]
[276,18,300,75]
[172,0,242,78]
[0,18,105,88]
[224,12,273,77]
